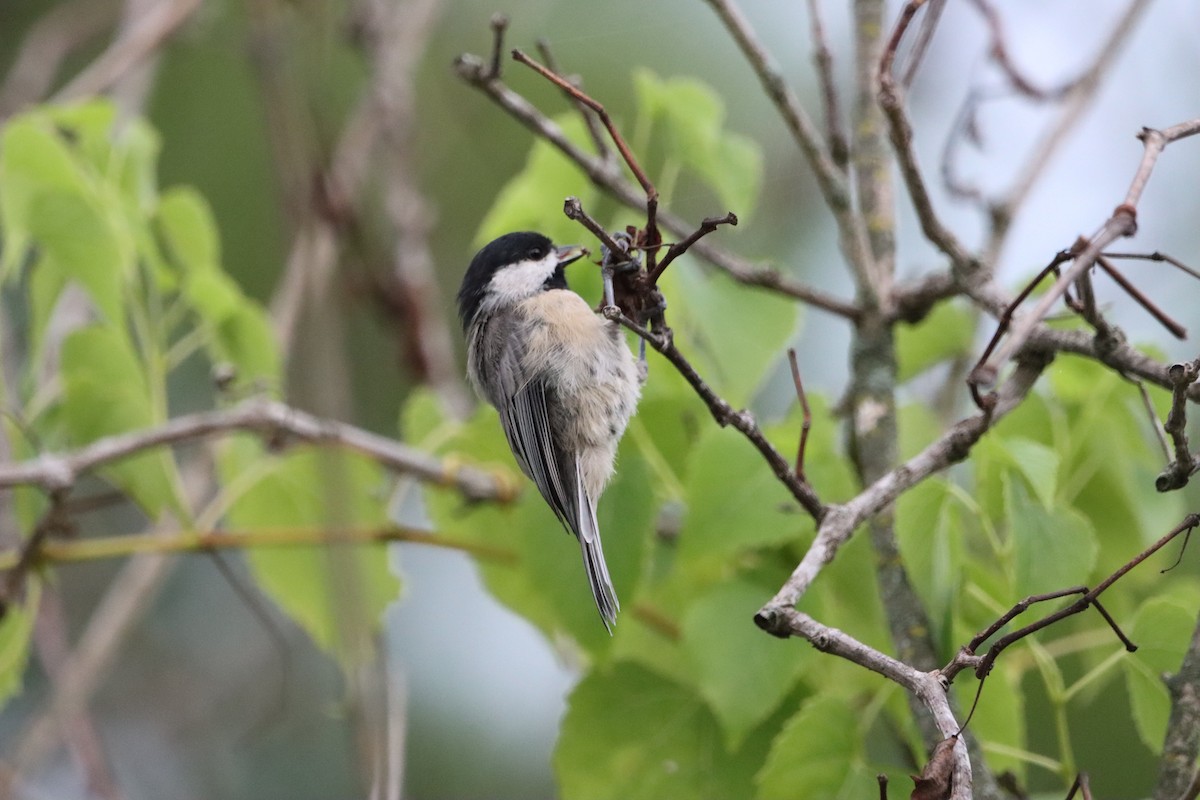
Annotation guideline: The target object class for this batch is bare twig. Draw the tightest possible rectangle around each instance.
[534,38,612,165]
[878,10,977,277]
[453,50,861,319]
[757,347,1049,623]
[606,312,824,521]
[787,349,812,480]
[1104,251,1200,283]
[50,0,201,103]
[702,0,878,296]
[766,607,973,797]
[511,49,657,207]
[562,197,627,260]
[805,0,849,167]
[1156,360,1200,492]
[943,514,1200,683]
[485,13,507,80]
[1095,256,1186,340]
[649,212,738,282]
[972,118,1200,386]
[1065,773,1093,800]
[0,399,517,502]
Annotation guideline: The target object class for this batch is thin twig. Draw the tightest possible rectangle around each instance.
[534,38,611,164]
[511,49,657,206]
[787,349,812,481]
[878,8,977,277]
[701,0,878,295]
[757,346,1050,623]
[50,0,201,103]
[453,51,861,319]
[1104,251,1200,283]
[805,0,849,167]
[946,514,1200,682]
[1156,360,1200,492]
[649,212,738,282]
[563,196,627,260]
[1095,255,1186,339]
[973,118,1200,386]
[0,524,516,570]
[606,311,824,521]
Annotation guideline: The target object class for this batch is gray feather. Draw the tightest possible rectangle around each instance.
[469,311,621,630]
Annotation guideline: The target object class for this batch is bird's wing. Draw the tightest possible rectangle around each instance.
[478,313,619,629]
[506,380,619,630]
[501,376,577,529]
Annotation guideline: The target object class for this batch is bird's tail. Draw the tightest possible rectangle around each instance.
[576,482,620,633]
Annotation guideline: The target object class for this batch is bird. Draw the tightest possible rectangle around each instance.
[457,231,641,631]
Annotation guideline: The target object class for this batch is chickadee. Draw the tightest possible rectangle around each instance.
[458,231,641,631]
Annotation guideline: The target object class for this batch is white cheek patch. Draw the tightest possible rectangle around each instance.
[484,254,561,309]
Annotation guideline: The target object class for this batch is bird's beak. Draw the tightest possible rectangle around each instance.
[555,244,587,267]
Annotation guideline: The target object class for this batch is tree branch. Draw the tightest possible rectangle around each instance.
[453,48,861,320]
[972,118,1200,387]
[0,399,517,503]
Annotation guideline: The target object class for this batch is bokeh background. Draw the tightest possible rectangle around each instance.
[2,0,1199,798]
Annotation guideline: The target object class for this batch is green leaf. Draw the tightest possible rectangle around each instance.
[156,186,221,272]
[681,580,808,748]
[219,441,399,661]
[755,694,866,800]
[0,582,39,710]
[633,70,763,215]
[896,302,975,383]
[61,326,178,517]
[679,427,806,562]
[556,662,765,800]
[661,262,799,408]
[184,269,281,385]
[0,114,87,277]
[1122,598,1195,753]
[475,114,600,250]
[1007,477,1097,597]
[896,479,966,644]
[27,191,129,323]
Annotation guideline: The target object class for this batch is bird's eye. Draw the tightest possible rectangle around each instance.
[529,246,546,259]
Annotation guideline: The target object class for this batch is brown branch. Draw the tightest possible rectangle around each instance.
[453,49,861,320]
[942,514,1200,684]
[606,311,824,521]
[1156,360,1200,492]
[1095,255,1186,339]
[649,212,738,282]
[787,349,812,481]
[972,118,1200,387]
[805,0,849,167]
[511,49,657,206]
[534,39,611,163]
[700,0,878,296]
[878,6,977,278]
[757,346,1049,624]
[0,399,516,503]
